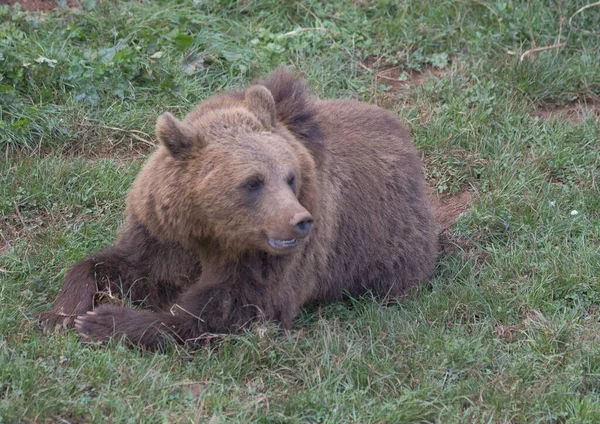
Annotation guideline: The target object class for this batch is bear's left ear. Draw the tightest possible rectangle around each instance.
[245,85,276,130]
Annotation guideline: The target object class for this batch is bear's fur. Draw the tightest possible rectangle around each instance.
[39,69,437,350]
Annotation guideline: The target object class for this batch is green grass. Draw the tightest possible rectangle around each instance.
[1,0,600,421]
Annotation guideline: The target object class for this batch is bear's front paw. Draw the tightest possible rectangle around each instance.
[74,305,129,343]
[74,305,168,349]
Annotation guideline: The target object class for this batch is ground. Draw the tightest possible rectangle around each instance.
[1,0,599,422]
[0,0,79,12]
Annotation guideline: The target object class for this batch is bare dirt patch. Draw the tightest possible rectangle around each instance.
[56,118,156,164]
[430,190,473,232]
[363,65,451,109]
[63,139,153,165]
[534,100,600,123]
[0,0,79,12]
[429,190,486,262]
[376,67,447,91]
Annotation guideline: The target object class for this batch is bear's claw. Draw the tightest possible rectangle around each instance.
[74,305,130,343]
[38,311,79,334]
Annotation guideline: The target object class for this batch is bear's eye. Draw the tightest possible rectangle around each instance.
[245,179,263,191]
[287,174,296,191]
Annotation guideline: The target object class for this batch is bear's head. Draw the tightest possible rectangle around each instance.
[127,83,319,257]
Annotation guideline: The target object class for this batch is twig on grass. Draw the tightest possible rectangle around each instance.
[519,42,567,63]
[569,2,600,28]
[98,125,156,147]
[295,2,325,28]
[283,28,327,37]
[556,15,564,56]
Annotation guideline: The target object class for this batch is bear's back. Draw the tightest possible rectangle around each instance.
[308,99,437,302]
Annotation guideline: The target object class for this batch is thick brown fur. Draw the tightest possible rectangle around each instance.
[39,69,437,350]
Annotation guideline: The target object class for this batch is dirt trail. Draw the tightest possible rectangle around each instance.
[534,101,600,123]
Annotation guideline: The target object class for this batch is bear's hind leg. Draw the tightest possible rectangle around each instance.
[357,258,424,300]
[39,246,137,331]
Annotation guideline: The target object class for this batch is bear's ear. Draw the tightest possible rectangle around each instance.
[156,112,195,160]
[245,85,276,129]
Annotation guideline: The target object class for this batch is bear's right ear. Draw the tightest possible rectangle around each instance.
[245,85,276,130]
[156,112,195,160]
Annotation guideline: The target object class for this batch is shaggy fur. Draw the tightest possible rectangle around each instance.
[39,69,437,350]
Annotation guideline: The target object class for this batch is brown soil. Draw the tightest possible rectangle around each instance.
[368,65,450,109]
[430,190,473,232]
[0,0,78,12]
[376,67,447,91]
[429,189,485,261]
[534,100,600,123]
[63,140,153,164]
[58,118,156,163]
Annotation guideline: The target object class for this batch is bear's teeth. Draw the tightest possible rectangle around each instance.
[268,238,298,248]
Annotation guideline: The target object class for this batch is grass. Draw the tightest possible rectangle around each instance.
[1,0,600,422]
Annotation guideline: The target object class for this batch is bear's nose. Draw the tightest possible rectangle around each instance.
[291,212,313,238]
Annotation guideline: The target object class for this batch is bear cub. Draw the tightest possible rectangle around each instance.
[39,69,437,350]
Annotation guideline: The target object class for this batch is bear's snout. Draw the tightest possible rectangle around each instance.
[264,209,313,253]
[290,212,313,238]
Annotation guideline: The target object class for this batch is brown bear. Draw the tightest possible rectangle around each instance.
[39,69,437,350]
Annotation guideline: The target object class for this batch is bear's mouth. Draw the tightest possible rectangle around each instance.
[267,237,299,250]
